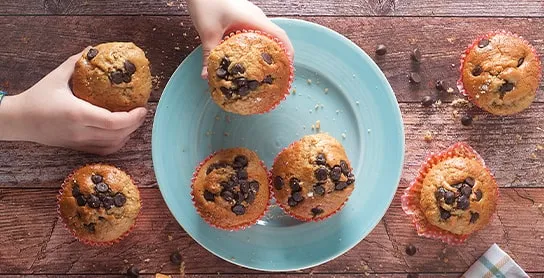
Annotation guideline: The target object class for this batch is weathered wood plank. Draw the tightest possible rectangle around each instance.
[0,0,543,17]
[1,16,542,104]
[1,187,543,274]
[1,102,543,189]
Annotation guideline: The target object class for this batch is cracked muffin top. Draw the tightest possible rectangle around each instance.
[459,32,541,115]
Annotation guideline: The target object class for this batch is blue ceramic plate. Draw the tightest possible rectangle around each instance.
[152,18,404,272]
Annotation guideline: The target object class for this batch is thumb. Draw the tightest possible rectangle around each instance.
[200,33,224,80]
[53,49,87,81]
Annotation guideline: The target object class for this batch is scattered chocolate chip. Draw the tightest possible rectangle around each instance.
[499,82,514,93]
[237,86,250,97]
[232,204,246,215]
[316,154,326,165]
[410,48,422,63]
[248,80,259,90]
[127,265,140,278]
[87,194,100,208]
[475,190,483,201]
[292,191,304,202]
[472,65,483,76]
[288,197,298,207]
[233,77,248,88]
[461,115,473,126]
[457,195,470,210]
[313,184,325,196]
[330,166,342,181]
[220,190,234,202]
[435,187,446,199]
[339,160,350,175]
[435,80,445,91]
[102,196,114,209]
[216,68,227,78]
[444,191,455,205]
[315,167,328,181]
[220,57,230,70]
[235,191,245,203]
[122,72,132,83]
[518,57,525,67]
[206,165,216,175]
[87,48,98,60]
[83,223,96,233]
[465,177,475,187]
[335,181,349,190]
[249,181,259,192]
[95,182,109,193]
[451,183,463,189]
[478,38,490,48]
[231,63,245,75]
[113,193,127,207]
[170,251,182,265]
[237,169,248,180]
[233,155,248,168]
[290,178,301,192]
[72,185,81,197]
[91,174,103,184]
[375,44,387,56]
[263,75,273,84]
[405,244,417,256]
[440,208,451,220]
[421,96,434,107]
[461,185,472,196]
[220,87,232,98]
[409,72,421,84]
[246,191,256,204]
[470,211,480,224]
[346,173,355,185]
[240,180,250,194]
[97,192,107,201]
[204,190,215,202]
[261,53,273,64]
[76,195,87,206]
[109,70,124,84]
[124,60,136,75]
[274,176,284,190]
[311,207,324,216]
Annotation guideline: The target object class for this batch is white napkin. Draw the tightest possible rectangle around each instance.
[462,244,528,278]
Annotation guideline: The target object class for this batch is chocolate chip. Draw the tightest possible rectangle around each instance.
[405,244,417,256]
[170,251,182,265]
[91,174,103,184]
[124,61,136,75]
[95,182,109,193]
[339,160,350,175]
[435,187,446,199]
[246,191,256,204]
[233,77,248,88]
[235,191,245,203]
[421,95,434,107]
[249,181,259,192]
[316,154,326,165]
[72,185,81,197]
[465,177,475,187]
[499,82,514,93]
[461,115,473,126]
[102,196,114,210]
[248,80,259,90]
[475,190,483,201]
[216,68,228,78]
[113,193,127,207]
[292,191,304,202]
[471,65,483,76]
[410,48,422,63]
[274,176,284,190]
[230,63,245,75]
[375,44,387,56]
[335,181,348,190]
[240,180,250,194]
[97,192,107,201]
[440,208,451,220]
[236,170,248,181]
[127,266,140,278]
[263,75,273,84]
[87,48,98,60]
[233,155,248,168]
[87,194,100,208]
[409,72,421,84]
[83,223,96,233]
[237,86,250,97]
[470,211,480,224]
[109,70,124,84]
[232,204,246,215]
[315,167,328,181]
[457,195,470,210]
[451,183,463,189]
[220,87,232,98]
[76,195,86,206]
[311,207,324,216]
[220,190,234,202]
[461,185,472,196]
[261,53,273,64]
[122,72,132,83]
[330,166,342,181]
[288,197,298,207]
[478,38,490,48]
[220,57,230,70]
[444,191,455,205]
[289,178,301,192]
[313,184,325,196]
[518,57,525,67]
[435,80,445,91]
[346,173,355,185]
[204,190,215,202]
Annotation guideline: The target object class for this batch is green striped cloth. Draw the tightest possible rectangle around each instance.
[0,91,6,106]
[462,244,528,278]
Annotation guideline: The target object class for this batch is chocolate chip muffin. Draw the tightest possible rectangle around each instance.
[192,148,270,230]
[58,164,141,245]
[72,42,152,112]
[207,31,293,115]
[458,32,541,115]
[271,134,355,221]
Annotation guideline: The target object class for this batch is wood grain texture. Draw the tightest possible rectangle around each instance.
[1,187,543,275]
[0,0,543,17]
[1,16,542,104]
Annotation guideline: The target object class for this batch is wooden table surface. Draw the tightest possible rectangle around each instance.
[1,1,544,277]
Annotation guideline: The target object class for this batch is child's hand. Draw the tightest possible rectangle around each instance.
[188,0,295,79]
[2,52,147,155]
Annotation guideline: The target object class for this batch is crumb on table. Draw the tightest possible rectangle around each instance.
[424,131,433,142]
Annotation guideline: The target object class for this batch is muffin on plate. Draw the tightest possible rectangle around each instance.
[270,133,355,221]
[58,164,141,245]
[72,42,152,112]
[192,148,270,230]
[401,142,499,244]
[457,31,541,115]
[207,31,293,115]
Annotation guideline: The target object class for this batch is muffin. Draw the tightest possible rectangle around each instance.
[58,164,141,245]
[72,42,152,112]
[401,142,499,244]
[192,148,270,230]
[458,31,541,115]
[207,31,293,115]
[270,134,355,221]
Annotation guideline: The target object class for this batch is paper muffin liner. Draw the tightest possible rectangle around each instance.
[57,163,141,247]
[457,30,542,109]
[401,142,499,245]
[270,139,353,223]
[213,29,294,115]
[191,150,272,231]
